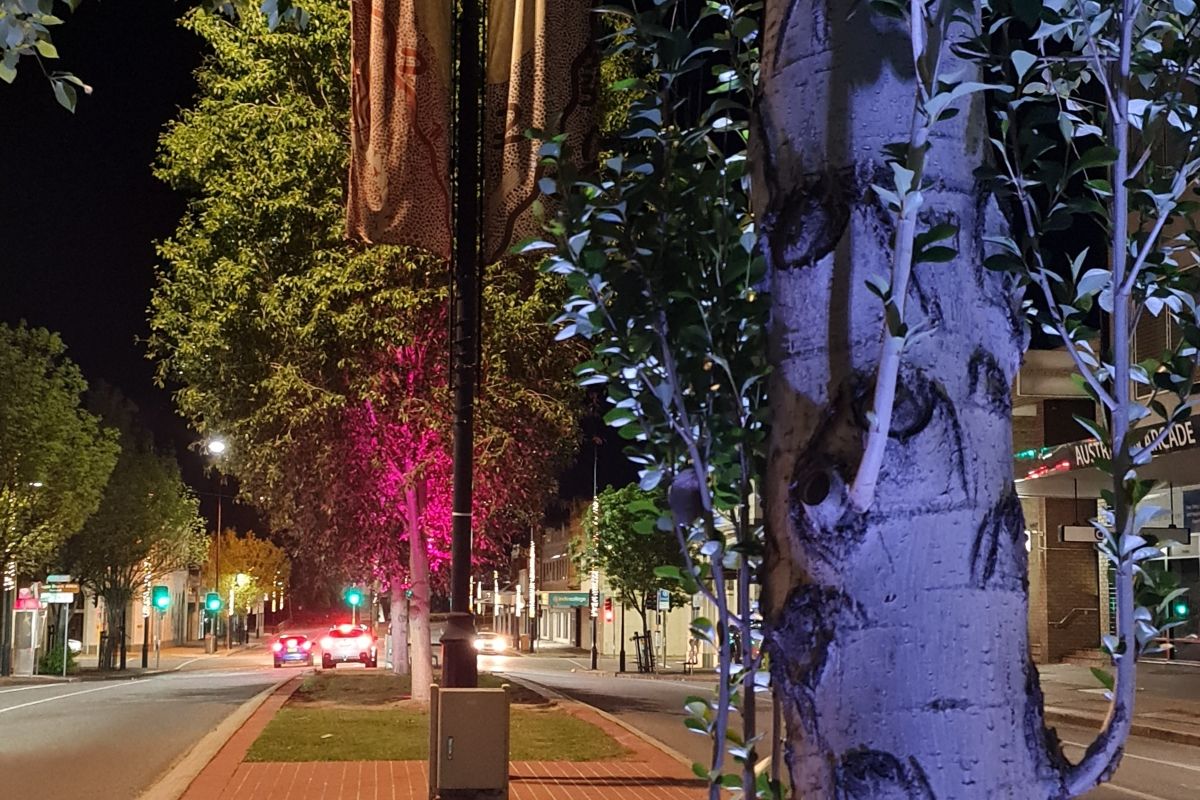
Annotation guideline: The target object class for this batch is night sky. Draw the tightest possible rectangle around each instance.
[0,1,632,540]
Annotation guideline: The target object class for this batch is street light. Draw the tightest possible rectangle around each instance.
[204,436,228,651]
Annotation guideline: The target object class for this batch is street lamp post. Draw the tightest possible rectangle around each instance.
[206,438,226,652]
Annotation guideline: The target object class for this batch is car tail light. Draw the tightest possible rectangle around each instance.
[302,641,312,650]
[321,637,333,649]
[358,634,372,649]
[271,641,283,652]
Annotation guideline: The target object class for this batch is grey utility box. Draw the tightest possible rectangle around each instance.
[428,684,510,800]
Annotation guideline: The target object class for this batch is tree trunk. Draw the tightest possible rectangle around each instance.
[390,574,410,676]
[407,484,433,705]
[754,3,1066,796]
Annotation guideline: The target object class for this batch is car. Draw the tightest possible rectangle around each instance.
[272,634,315,668]
[321,624,378,669]
[67,638,82,655]
[473,631,508,654]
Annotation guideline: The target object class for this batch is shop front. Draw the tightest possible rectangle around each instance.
[1018,417,1200,662]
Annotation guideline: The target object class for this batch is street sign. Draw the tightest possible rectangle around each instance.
[39,591,74,604]
[46,574,72,584]
[547,591,590,608]
[42,582,79,593]
[657,588,670,610]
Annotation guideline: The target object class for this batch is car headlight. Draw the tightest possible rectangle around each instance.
[473,639,486,651]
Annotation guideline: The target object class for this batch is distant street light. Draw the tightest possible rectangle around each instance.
[203,435,228,651]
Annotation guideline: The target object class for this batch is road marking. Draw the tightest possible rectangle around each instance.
[0,680,141,715]
[1061,739,1200,775]
[0,684,64,695]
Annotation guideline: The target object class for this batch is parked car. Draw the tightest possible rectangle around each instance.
[272,634,314,668]
[320,624,378,669]
[67,639,82,655]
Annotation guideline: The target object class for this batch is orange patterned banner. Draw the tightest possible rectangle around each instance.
[484,0,598,264]
[347,0,452,258]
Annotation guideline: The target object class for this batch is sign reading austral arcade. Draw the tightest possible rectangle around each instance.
[1023,418,1200,475]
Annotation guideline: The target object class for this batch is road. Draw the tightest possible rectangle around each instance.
[490,653,1200,800]
[0,646,282,800]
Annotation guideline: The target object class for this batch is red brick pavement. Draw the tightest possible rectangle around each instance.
[180,678,705,800]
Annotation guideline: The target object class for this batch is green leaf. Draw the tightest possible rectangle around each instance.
[1011,50,1037,82]
[1090,667,1115,691]
[916,245,956,263]
[51,80,77,113]
[35,39,59,60]
[1067,146,1119,179]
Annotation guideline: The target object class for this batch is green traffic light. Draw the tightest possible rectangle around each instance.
[152,585,170,610]
[1173,600,1190,618]
[205,591,221,612]
[346,587,363,607]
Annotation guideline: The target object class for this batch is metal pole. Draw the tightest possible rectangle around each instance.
[156,610,162,670]
[442,0,482,691]
[213,491,221,651]
[619,602,626,673]
[62,603,69,678]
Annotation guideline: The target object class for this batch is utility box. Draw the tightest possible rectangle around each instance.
[428,685,510,800]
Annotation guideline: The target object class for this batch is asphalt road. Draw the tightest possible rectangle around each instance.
[491,653,1200,800]
[0,647,283,800]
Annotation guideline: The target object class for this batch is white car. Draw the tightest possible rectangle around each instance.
[473,632,508,654]
[320,624,378,669]
[67,639,82,655]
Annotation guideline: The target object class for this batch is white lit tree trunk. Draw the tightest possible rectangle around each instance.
[407,483,433,705]
[755,2,1067,796]
[389,574,409,676]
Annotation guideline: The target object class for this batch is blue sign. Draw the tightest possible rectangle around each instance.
[657,588,670,610]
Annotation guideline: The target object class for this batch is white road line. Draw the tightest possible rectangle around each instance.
[1062,740,1200,775]
[0,680,141,715]
[0,684,63,695]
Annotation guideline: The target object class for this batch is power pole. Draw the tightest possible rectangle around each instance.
[441,0,483,690]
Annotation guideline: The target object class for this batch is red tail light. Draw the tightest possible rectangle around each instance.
[321,637,333,649]
[301,641,312,650]
[271,641,283,652]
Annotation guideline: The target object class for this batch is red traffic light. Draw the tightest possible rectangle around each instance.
[603,597,613,622]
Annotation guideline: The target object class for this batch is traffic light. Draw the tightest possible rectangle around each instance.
[1172,598,1191,619]
[205,592,222,613]
[152,585,170,611]
[603,597,613,623]
[345,586,363,607]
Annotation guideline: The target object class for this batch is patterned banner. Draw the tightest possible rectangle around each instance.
[347,0,453,258]
[484,0,598,264]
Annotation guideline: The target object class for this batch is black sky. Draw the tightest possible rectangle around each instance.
[0,1,633,539]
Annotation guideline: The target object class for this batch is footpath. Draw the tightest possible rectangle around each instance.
[1040,661,1200,746]
[521,647,1200,746]
[174,676,703,800]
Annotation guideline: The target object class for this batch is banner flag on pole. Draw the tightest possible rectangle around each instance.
[483,0,598,264]
[347,0,453,258]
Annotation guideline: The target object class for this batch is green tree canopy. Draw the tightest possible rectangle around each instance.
[64,385,206,667]
[578,484,689,633]
[0,322,118,575]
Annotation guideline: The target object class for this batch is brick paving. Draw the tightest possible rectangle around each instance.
[181,677,705,800]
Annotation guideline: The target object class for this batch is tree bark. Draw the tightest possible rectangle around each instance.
[754,3,1066,796]
[407,484,433,704]
[390,574,410,676]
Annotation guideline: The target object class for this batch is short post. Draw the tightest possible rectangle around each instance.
[618,603,626,673]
